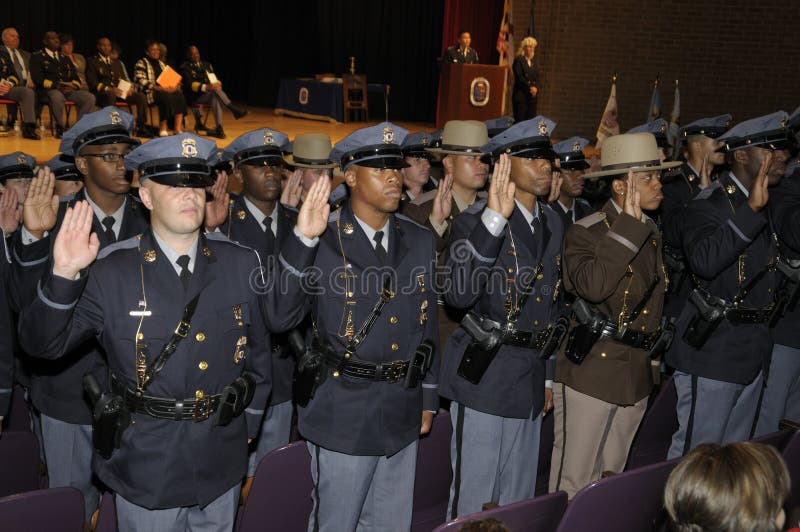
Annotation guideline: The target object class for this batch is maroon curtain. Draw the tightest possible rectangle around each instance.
[441,0,505,64]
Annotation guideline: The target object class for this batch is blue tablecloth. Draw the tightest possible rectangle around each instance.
[275,79,343,123]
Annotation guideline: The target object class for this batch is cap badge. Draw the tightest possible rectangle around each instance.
[538,120,549,136]
[421,134,428,146]
[109,110,123,125]
[780,117,787,129]
[383,126,395,144]
[181,138,198,158]
[507,117,514,126]
[17,153,26,165]
[572,140,582,152]
[726,185,736,195]
[659,122,667,133]
[264,131,274,145]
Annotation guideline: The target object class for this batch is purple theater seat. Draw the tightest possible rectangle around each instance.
[782,431,800,510]
[433,491,568,532]
[6,385,32,432]
[626,376,678,470]
[750,429,793,451]
[0,487,84,532]
[94,492,117,532]
[412,413,453,532]
[0,430,41,497]
[556,458,680,532]
[236,441,313,532]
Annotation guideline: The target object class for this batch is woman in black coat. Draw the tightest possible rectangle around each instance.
[512,36,539,122]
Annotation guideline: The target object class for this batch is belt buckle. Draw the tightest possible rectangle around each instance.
[193,396,212,422]
[175,320,191,338]
[385,362,405,383]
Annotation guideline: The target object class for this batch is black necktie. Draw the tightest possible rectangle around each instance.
[176,255,191,290]
[373,231,386,265]
[263,216,275,252]
[531,217,541,236]
[101,216,116,243]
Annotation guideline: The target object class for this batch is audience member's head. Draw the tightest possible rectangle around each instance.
[2,27,20,49]
[664,442,790,532]
[158,42,168,62]
[59,33,74,56]
[144,39,160,60]
[97,37,111,57]
[43,31,60,52]
[457,518,510,532]
[110,41,123,61]
[187,45,200,63]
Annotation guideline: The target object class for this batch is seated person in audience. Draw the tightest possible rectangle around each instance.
[86,37,152,137]
[30,31,96,138]
[664,442,790,532]
[0,28,38,139]
[133,40,184,136]
[110,42,130,80]
[179,45,247,139]
[59,34,88,90]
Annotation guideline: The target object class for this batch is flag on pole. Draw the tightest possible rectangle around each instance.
[647,76,661,122]
[497,0,514,66]
[666,79,681,156]
[596,74,619,149]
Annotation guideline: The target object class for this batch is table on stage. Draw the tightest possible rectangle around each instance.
[275,78,390,123]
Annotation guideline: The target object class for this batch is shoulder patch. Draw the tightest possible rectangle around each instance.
[574,211,606,228]
[410,189,437,206]
[692,181,721,201]
[96,235,140,260]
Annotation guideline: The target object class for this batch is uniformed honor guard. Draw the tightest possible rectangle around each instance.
[215,128,299,476]
[399,131,438,208]
[551,132,677,498]
[45,153,84,201]
[17,133,328,531]
[10,109,143,524]
[296,122,438,532]
[660,114,732,320]
[666,112,790,458]
[552,136,594,228]
[440,116,564,517]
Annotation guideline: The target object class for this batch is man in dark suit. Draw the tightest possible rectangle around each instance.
[30,31,95,138]
[444,30,479,64]
[299,122,439,531]
[86,37,152,137]
[552,136,594,228]
[1,27,38,139]
[17,133,328,531]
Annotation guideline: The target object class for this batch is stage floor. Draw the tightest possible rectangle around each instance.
[0,106,435,165]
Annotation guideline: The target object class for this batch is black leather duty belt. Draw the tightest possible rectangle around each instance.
[479,315,551,350]
[322,351,411,383]
[111,376,221,422]
[599,321,662,351]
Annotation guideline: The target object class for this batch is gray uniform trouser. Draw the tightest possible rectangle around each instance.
[40,414,100,523]
[6,86,36,123]
[116,484,239,532]
[193,90,230,127]
[447,402,542,519]
[247,399,293,476]
[668,370,765,459]
[45,88,95,127]
[756,344,800,436]
[307,439,419,532]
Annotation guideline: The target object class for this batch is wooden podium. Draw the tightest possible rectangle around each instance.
[436,63,509,127]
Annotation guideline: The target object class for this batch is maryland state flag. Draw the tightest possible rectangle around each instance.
[497,0,514,66]
[596,76,619,149]
[667,79,681,155]
[647,77,661,123]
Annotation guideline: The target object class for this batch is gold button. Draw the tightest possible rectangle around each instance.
[195,390,204,399]
[390,316,398,324]
[391,343,399,351]
[195,332,206,342]
[347,291,355,298]
[344,353,350,360]
[333,370,340,378]
[535,296,542,303]
[601,352,607,358]
[641,325,647,331]
[536,273,544,280]
[642,309,649,315]
[136,332,144,340]
[533,320,539,326]
[508,268,514,274]
[198,361,208,370]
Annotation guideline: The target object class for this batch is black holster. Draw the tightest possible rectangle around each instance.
[540,316,570,360]
[213,373,255,426]
[405,340,435,388]
[663,248,688,295]
[83,373,130,460]
[683,288,727,349]
[457,312,503,384]
[564,299,603,365]
[290,330,327,407]
[647,318,675,359]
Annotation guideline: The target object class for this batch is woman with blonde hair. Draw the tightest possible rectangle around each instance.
[512,36,539,122]
[664,442,791,531]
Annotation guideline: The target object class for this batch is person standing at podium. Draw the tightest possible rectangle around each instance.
[445,30,480,64]
[512,37,539,122]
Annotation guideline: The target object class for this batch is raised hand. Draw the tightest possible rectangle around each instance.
[23,167,59,238]
[623,169,642,221]
[52,201,100,280]
[748,151,773,213]
[548,170,564,203]
[0,188,19,234]
[699,152,712,189]
[487,153,515,218]
[296,175,330,240]
[430,173,453,226]
[280,169,303,208]
[204,171,230,231]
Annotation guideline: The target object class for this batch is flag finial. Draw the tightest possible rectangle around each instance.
[612,72,617,83]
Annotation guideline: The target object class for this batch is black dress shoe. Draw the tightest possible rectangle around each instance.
[195,123,210,133]
[212,126,226,139]
[55,125,64,139]
[228,103,248,120]
[22,123,40,140]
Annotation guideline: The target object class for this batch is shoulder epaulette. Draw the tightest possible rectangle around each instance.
[574,211,607,228]
[693,181,721,201]
[462,198,488,215]
[409,189,437,206]
[96,235,140,260]
[394,213,430,231]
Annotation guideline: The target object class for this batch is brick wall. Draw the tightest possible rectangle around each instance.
[510,0,799,142]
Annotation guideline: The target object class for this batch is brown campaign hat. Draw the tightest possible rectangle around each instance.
[283,133,338,169]
[425,120,489,156]
[583,133,681,180]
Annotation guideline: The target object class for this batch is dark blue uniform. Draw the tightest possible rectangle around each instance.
[552,198,593,229]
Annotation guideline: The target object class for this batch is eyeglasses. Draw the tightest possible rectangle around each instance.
[82,153,126,163]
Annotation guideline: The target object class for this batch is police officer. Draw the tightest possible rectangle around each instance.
[627,119,671,162]
[215,128,299,476]
[666,112,790,458]
[298,122,438,531]
[399,131,438,207]
[484,116,515,138]
[441,117,563,517]
[280,132,339,210]
[552,132,677,498]
[0,152,35,237]
[17,133,328,531]
[444,31,479,64]
[660,114,732,320]
[552,136,594,228]
[45,154,83,201]
[10,108,143,524]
